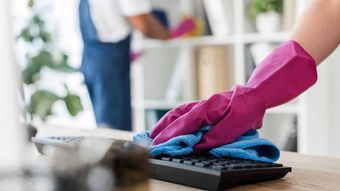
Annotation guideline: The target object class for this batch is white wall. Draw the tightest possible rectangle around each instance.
[301,47,340,157]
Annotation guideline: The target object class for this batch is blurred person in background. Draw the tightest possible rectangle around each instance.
[78,0,169,131]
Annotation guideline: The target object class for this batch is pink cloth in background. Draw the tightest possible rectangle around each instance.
[170,17,197,39]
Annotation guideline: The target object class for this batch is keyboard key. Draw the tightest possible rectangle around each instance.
[195,161,212,167]
[161,157,172,161]
[219,161,232,165]
[208,159,219,163]
[183,160,195,165]
[212,165,225,170]
[172,158,183,163]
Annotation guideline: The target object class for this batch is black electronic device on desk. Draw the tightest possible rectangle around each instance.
[32,136,291,191]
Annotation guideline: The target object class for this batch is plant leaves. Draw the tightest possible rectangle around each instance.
[32,50,54,66]
[21,11,82,120]
[48,53,79,73]
[248,0,283,20]
[64,93,83,116]
[32,15,44,26]
[22,50,60,84]
[28,90,60,121]
[20,27,35,42]
[28,0,34,8]
[22,60,43,84]
[40,30,52,43]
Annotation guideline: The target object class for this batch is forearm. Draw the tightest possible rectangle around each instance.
[128,14,169,40]
[291,0,340,64]
[145,14,170,40]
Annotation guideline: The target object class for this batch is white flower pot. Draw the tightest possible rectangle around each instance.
[256,11,282,33]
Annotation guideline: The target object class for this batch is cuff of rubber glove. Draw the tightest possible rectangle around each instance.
[286,40,318,92]
[289,40,317,65]
[258,40,318,109]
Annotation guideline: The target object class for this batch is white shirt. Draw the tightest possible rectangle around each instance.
[87,0,152,43]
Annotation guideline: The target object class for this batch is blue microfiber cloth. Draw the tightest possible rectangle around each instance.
[133,126,280,163]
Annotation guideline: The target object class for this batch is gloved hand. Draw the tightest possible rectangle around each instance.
[170,17,200,39]
[149,41,318,153]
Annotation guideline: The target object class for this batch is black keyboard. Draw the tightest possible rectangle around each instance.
[150,156,291,190]
[32,136,291,190]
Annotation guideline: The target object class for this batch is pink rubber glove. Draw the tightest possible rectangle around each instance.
[149,41,318,153]
[130,51,144,63]
[170,17,196,39]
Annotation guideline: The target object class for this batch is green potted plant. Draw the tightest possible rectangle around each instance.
[19,0,83,122]
[248,0,283,33]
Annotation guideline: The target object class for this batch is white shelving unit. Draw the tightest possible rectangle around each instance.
[140,32,289,49]
[132,0,306,151]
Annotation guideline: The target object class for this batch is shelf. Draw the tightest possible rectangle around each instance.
[133,100,185,110]
[242,32,290,43]
[141,36,236,49]
[140,32,289,49]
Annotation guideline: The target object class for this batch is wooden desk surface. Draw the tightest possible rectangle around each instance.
[36,124,340,191]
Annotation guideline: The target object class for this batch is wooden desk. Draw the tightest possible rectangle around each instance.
[36,124,340,191]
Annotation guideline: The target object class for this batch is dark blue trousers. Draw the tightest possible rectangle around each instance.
[79,0,132,131]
